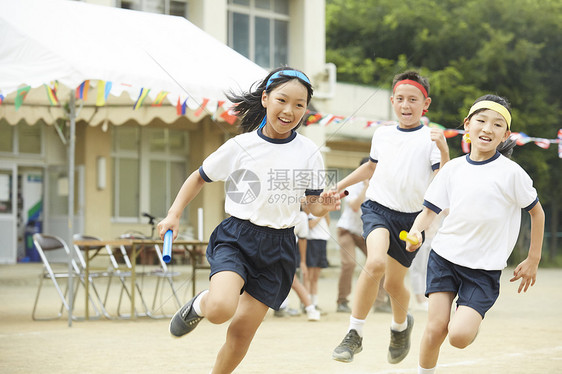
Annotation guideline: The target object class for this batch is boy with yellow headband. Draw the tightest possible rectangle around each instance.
[405,94,545,374]
[332,71,450,364]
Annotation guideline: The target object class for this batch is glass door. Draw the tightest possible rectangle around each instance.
[0,166,17,263]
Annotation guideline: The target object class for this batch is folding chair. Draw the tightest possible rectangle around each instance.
[118,232,182,318]
[74,234,151,319]
[32,233,105,321]
[151,242,183,317]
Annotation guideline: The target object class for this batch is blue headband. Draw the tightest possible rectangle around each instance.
[259,70,311,129]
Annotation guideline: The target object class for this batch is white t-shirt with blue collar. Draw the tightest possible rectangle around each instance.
[424,152,539,271]
[367,124,441,213]
[199,128,325,229]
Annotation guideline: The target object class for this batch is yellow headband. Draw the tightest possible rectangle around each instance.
[468,100,512,129]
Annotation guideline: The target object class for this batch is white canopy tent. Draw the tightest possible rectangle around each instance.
[0,0,266,325]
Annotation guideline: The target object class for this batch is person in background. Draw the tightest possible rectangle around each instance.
[275,208,321,321]
[303,209,331,312]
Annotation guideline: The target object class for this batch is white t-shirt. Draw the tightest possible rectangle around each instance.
[424,152,538,271]
[294,211,309,239]
[367,124,441,213]
[337,181,365,235]
[307,213,331,241]
[200,129,325,229]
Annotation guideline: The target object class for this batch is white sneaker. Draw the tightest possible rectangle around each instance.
[307,307,320,321]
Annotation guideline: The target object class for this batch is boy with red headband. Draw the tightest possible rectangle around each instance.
[332,71,449,364]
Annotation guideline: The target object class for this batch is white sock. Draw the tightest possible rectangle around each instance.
[348,316,366,337]
[418,365,436,374]
[193,289,209,317]
[305,304,316,313]
[310,294,318,305]
[279,296,289,310]
[391,318,408,332]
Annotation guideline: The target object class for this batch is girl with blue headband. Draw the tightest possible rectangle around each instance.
[158,67,341,373]
[404,94,545,374]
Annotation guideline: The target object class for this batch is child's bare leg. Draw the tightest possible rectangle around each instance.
[292,274,312,307]
[419,292,455,369]
[351,227,389,319]
[211,293,269,374]
[203,271,245,324]
[384,256,410,323]
[447,305,482,348]
[308,267,320,296]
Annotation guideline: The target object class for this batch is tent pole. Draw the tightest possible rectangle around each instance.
[67,92,76,327]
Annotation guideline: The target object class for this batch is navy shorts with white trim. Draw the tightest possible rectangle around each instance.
[425,249,501,318]
[206,216,297,310]
[361,200,424,267]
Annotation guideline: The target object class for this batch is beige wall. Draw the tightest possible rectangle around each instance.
[189,0,228,42]
[79,124,113,237]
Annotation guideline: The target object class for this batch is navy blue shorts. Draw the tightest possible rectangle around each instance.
[361,200,424,267]
[426,250,501,318]
[305,239,329,268]
[206,216,297,310]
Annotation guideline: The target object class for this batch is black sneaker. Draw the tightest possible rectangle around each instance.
[387,314,414,364]
[169,291,205,337]
[332,329,363,363]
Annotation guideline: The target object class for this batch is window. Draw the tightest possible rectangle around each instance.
[112,127,140,220]
[118,0,188,18]
[228,0,289,69]
[0,119,43,156]
[111,127,189,222]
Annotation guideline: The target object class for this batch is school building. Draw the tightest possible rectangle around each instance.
[0,0,395,264]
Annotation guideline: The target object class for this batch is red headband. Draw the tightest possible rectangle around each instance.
[393,79,428,98]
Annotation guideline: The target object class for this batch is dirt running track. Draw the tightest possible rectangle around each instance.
[0,263,561,373]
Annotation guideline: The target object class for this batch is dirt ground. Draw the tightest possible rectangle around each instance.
[1,263,561,374]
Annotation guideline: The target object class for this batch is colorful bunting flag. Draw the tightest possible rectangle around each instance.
[133,88,150,110]
[558,129,562,158]
[75,80,90,100]
[0,92,4,106]
[558,129,562,159]
[220,104,238,125]
[181,99,187,115]
[151,91,168,106]
[319,114,335,126]
[534,139,550,149]
[444,129,460,138]
[44,81,60,106]
[194,98,210,117]
[306,112,323,125]
[212,100,226,120]
[96,80,112,106]
[14,85,31,111]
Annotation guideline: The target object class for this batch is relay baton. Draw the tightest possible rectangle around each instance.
[339,190,349,198]
[162,230,173,263]
[399,230,419,245]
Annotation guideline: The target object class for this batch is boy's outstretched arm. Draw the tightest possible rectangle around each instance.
[336,160,376,192]
[305,190,341,217]
[510,201,545,293]
[405,206,437,252]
